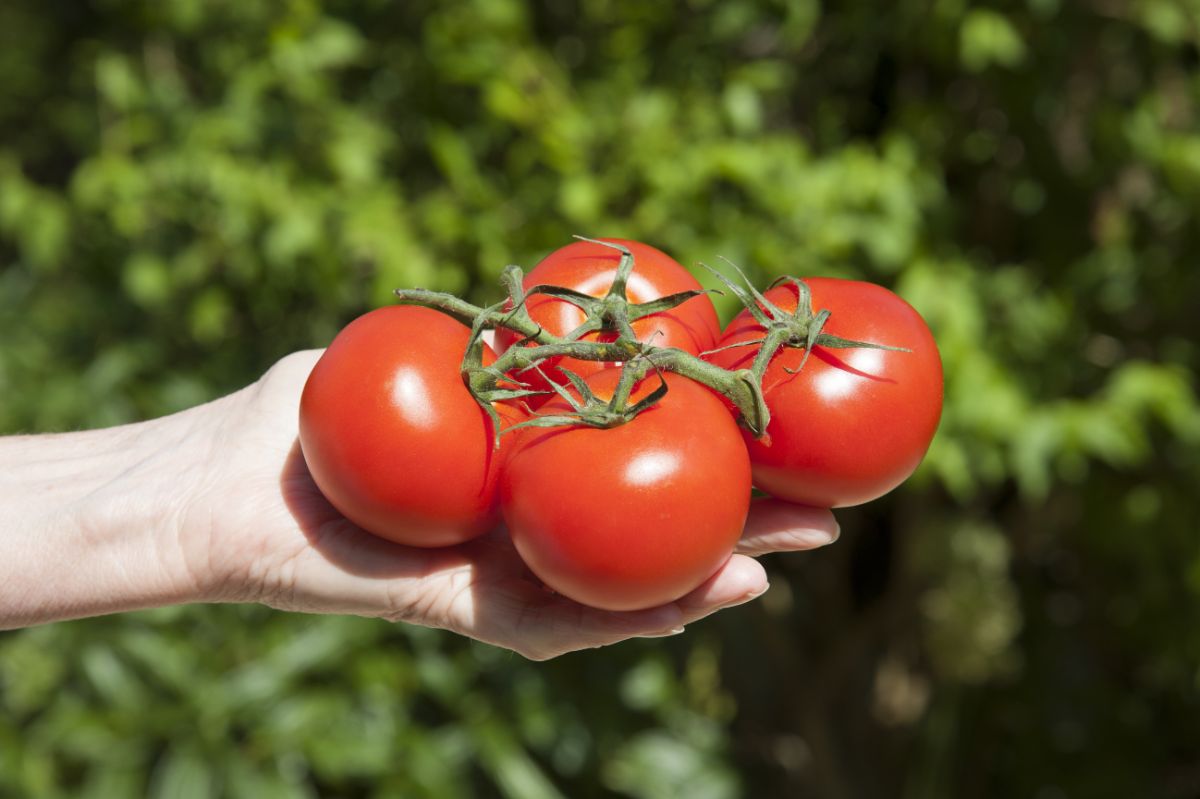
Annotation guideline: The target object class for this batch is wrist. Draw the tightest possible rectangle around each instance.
[0,409,218,628]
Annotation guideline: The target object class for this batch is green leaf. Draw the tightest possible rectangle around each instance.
[149,744,215,799]
[960,10,1026,72]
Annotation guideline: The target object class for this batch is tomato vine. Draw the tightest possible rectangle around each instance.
[393,236,909,443]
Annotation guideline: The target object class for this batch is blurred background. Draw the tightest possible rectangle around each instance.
[2,0,1199,796]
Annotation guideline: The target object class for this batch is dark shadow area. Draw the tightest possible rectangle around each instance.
[277,437,551,625]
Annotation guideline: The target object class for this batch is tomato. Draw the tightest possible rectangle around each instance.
[707,278,943,508]
[500,369,751,611]
[299,306,511,547]
[493,239,720,397]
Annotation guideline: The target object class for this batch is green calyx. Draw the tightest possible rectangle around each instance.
[501,362,670,436]
[528,238,721,345]
[699,260,911,384]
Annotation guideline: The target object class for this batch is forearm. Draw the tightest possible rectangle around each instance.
[0,413,212,629]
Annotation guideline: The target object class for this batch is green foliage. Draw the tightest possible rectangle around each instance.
[2,0,1199,796]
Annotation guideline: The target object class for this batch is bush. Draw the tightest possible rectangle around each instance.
[2,1,1198,796]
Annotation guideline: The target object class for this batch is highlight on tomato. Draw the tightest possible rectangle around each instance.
[298,305,509,547]
[499,368,751,611]
[707,277,943,509]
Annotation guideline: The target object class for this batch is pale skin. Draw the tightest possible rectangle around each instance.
[0,350,839,660]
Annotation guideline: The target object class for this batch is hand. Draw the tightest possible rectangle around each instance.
[0,351,838,657]
[181,351,839,660]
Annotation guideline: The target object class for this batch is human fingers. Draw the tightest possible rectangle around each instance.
[671,553,769,626]
[735,498,839,556]
[464,582,688,661]
[418,529,781,659]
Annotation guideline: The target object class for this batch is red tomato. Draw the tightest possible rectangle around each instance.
[299,306,511,547]
[501,369,751,611]
[493,239,720,397]
[707,278,943,508]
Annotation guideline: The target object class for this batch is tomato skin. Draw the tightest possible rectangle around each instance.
[707,278,943,508]
[299,306,507,547]
[500,370,751,611]
[493,239,720,396]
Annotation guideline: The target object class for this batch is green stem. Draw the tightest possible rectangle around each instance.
[750,326,793,385]
[646,348,770,435]
[395,288,546,342]
[609,358,648,413]
[396,282,775,436]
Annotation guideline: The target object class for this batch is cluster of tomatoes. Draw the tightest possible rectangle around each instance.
[298,239,943,611]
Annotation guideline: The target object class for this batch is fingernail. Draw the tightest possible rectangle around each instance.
[724,583,769,609]
[805,526,840,547]
[644,625,686,638]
